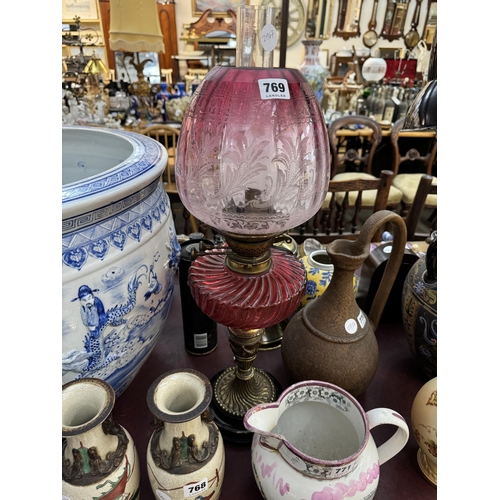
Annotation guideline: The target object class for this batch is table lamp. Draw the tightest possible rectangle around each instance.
[175,5,330,443]
[83,51,109,93]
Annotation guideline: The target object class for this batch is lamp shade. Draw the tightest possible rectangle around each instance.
[83,56,109,75]
[362,57,387,82]
[175,66,330,238]
[109,0,165,53]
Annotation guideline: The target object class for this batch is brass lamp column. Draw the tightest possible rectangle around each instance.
[188,232,306,441]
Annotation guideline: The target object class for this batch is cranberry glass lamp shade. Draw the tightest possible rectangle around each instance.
[175,65,330,238]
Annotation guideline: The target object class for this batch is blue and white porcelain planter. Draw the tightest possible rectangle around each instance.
[62,126,180,397]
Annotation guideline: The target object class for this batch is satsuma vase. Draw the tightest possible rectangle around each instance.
[146,369,225,500]
[62,378,140,499]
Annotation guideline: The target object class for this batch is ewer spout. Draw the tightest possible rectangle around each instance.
[244,402,282,450]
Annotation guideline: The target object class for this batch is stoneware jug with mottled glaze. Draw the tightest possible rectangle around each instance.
[244,380,409,500]
[281,211,407,396]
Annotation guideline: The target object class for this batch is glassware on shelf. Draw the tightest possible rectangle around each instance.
[156,81,172,122]
[371,86,385,122]
[382,86,397,123]
[395,87,409,120]
[190,74,201,94]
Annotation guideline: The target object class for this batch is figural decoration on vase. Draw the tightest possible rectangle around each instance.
[298,39,327,103]
[281,211,407,396]
[244,380,409,500]
[146,369,225,500]
[175,5,330,442]
[62,126,181,397]
[62,378,140,500]
[402,231,437,379]
[411,377,437,486]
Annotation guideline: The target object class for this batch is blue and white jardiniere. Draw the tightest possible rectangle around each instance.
[62,126,180,396]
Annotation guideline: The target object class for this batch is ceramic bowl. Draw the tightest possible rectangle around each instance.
[355,48,371,57]
[62,126,181,396]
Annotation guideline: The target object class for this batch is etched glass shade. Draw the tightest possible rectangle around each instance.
[175,66,330,237]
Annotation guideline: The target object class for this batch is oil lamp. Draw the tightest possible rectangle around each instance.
[175,5,330,442]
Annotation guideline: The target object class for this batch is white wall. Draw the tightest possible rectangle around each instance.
[173,0,431,70]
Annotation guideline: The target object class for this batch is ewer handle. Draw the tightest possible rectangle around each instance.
[366,407,409,466]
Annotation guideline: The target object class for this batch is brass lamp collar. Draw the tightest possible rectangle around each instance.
[219,231,282,275]
[226,249,272,274]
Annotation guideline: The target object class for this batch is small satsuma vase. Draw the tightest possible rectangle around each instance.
[401,232,437,379]
[300,250,358,307]
[146,369,225,500]
[411,377,437,486]
[62,378,140,500]
[298,39,327,103]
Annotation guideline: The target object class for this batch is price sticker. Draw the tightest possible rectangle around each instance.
[258,79,290,100]
[183,478,208,497]
[357,310,366,328]
[345,319,358,334]
[260,23,278,51]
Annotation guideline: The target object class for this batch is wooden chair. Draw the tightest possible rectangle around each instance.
[160,68,173,85]
[404,174,437,241]
[142,125,198,235]
[326,115,403,215]
[390,117,437,218]
[290,170,396,244]
[184,74,195,93]
[184,69,208,92]
[329,115,383,176]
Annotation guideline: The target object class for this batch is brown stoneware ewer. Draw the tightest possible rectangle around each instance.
[281,210,407,396]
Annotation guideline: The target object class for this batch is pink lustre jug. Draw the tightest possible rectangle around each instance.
[244,380,409,500]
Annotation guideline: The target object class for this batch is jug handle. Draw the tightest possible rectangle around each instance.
[353,210,407,331]
[365,408,409,466]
